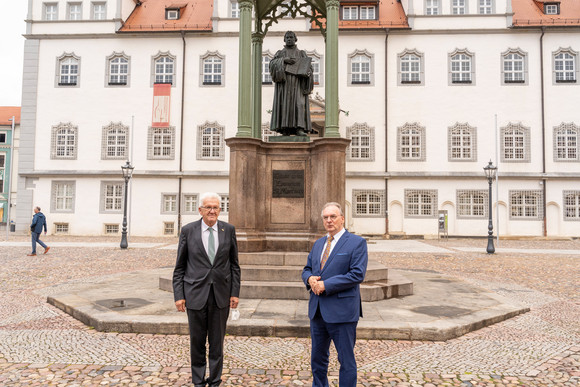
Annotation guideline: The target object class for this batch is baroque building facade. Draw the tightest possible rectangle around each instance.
[15,0,580,237]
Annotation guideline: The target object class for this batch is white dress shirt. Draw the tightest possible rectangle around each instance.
[201,220,219,257]
[320,227,346,262]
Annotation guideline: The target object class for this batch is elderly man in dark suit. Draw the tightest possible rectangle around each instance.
[302,202,368,387]
[173,192,241,387]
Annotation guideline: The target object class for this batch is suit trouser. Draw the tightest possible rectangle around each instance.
[310,309,358,387]
[186,285,229,386]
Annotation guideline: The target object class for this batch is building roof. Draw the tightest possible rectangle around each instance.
[513,0,580,27]
[120,0,213,32]
[0,107,20,126]
[338,0,408,29]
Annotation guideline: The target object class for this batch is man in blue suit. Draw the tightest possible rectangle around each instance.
[302,202,368,387]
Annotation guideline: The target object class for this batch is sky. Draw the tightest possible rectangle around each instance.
[0,2,28,106]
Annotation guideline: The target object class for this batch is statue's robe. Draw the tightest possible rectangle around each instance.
[270,46,314,135]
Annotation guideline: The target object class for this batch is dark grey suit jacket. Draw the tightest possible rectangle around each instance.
[172,219,241,310]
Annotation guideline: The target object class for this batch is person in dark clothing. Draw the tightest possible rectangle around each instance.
[29,206,50,256]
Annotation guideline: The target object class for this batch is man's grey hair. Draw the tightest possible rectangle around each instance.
[199,192,222,208]
[320,202,343,217]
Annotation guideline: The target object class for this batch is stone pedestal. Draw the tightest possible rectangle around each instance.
[226,137,350,252]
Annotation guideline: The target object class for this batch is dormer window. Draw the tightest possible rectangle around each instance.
[544,3,559,14]
[166,8,180,20]
[341,4,377,20]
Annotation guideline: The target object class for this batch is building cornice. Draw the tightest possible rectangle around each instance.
[18,170,230,178]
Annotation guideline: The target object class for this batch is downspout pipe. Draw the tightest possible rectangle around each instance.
[539,27,547,236]
[178,31,186,233]
[384,30,389,237]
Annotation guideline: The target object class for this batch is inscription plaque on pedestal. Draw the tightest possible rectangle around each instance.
[272,170,304,198]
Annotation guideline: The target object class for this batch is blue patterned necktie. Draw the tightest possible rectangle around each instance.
[208,227,216,264]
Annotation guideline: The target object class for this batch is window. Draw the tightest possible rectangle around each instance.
[349,50,374,86]
[553,49,577,84]
[51,122,78,160]
[502,49,527,84]
[426,0,439,15]
[165,9,180,20]
[57,54,80,87]
[457,190,487,218]
[261,123,281,142]
[450,49,474,85]
[183,194,199,214]
[262,54,272,84]
[448,123,476,161]
[54,223,69,234]
[148,127,175,160]
[105,224,119,234]
[452,0,466,14]
[67,2,82,20]
[353,189,385,217]
[197,122,225,160]
[164,222,175,235]
[101,122,129,160]
[544,3,559,14]
[153,53,175,85]
[501,123,530,162]
[201,52,224,86]
[360,6,376,19]
[554,122,579,161]
[563,191,580,220]
[306,51,323,86]
[398,50,423,85]
[347,123,375,161]
[220,194,229,213]
[51,181,75,212]
[398,123,426,161]
[101,182,124,213]
[107,53,129,86]
[479,0,492,13]
[510,190,543,219]
[92,2,106,19]
[405,189,437,218]
[0,132,6,143]
[230,1,240,17]
[44,3,58,20]
[343,6,358,19]
[162,194,178,214]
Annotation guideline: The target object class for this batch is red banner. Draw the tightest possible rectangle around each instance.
[152,83,171,127]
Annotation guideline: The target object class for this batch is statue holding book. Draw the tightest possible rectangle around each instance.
[270,31,314,137]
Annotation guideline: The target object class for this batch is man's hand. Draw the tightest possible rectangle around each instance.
[284,58,296,65]
[308,276,325,295]
[230,297,239,309]
[175,299,186,312]
[312,280,325,295]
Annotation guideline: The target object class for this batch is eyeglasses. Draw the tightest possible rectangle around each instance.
[201,206,220,212]
[322,215,339,221]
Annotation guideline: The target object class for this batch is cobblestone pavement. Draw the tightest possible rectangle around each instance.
[0,235,578,386]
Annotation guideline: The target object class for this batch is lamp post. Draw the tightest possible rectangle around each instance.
[120,161,134,249]
[483,160,497,254]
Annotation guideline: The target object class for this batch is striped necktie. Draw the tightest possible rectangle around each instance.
[320,236,334,270]
[208,227,216,264]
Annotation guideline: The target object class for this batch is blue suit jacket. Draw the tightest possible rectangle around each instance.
[302,230,368,323]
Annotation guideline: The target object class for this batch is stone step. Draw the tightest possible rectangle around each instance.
[238,252,307,266]
[239,260,389,282]
[160,269,412,302]
[239,271,413,302]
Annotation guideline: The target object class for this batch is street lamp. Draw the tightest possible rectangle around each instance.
[483,160,497,254]
[120,161,134,249]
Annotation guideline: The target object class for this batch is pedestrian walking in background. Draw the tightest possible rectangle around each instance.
[29,206,50,256]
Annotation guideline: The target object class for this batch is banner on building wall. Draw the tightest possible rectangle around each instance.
[152,83,171,127]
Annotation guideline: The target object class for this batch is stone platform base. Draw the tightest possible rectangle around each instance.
[46,268,528,341]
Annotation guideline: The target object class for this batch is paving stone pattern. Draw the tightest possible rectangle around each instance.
[0,235,579,386]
